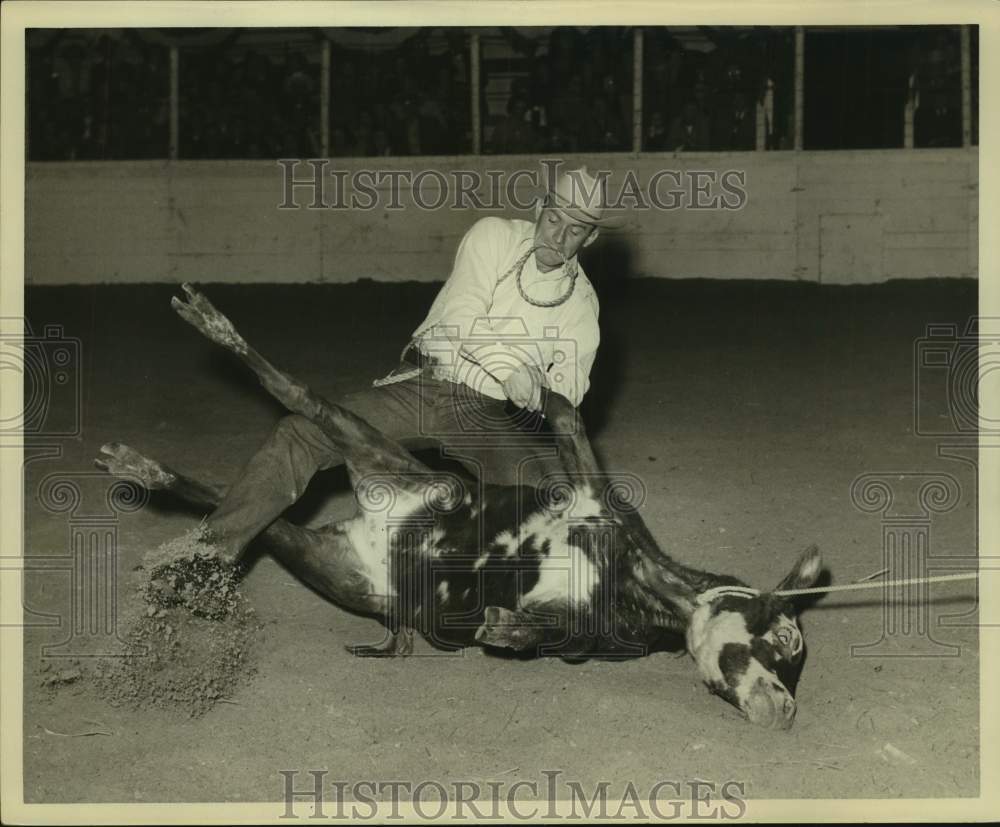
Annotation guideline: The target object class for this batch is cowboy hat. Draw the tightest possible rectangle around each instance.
[538,165,626,229]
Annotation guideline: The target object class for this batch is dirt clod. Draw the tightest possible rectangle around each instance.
[91,526,262,718]
[140,525,242,620]
[41,668,82,687]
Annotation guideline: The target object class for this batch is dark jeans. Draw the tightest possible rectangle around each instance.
[206,366,562,557]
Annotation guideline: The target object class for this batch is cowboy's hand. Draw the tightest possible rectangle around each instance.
[501,363,546,412]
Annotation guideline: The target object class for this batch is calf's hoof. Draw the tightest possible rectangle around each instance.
[346,628,414,658]
[475,606,539,651]
[95,442,176,490]
[171,284,248,355]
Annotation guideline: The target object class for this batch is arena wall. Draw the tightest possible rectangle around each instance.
[25,149,978,285]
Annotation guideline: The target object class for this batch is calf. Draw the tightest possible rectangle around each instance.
[98,285,823,730]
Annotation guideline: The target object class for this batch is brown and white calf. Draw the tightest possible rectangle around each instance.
[97,285,823,730]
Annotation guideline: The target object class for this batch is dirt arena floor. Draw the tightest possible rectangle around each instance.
[22,276,980,803]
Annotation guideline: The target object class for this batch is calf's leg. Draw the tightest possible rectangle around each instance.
[96,443,387,617]
[171,284,430,481]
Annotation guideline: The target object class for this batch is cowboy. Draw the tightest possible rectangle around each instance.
[186,166,622,562]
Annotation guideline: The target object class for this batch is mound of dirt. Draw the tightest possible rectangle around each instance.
[140,524,241,619]
[92,526,263,718]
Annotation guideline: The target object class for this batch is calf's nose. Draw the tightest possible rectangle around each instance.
[745,680,797,730]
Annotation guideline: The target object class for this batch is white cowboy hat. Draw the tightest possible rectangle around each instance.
[539,165,626,229]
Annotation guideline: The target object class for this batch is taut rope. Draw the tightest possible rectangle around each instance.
[697,571,979,604]
[773,571,978,598]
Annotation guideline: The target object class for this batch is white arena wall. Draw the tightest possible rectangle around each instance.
[25,149,978,286]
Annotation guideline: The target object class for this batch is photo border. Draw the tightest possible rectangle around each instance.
[2,0,997,822]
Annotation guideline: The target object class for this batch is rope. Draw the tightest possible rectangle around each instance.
[697,571,979,604]
[496,243,578,308]
[371,339,425,387]
[695,585,761,605]
[773,571,979,598]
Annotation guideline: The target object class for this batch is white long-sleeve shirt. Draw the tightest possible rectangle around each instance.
[411,217,600,407]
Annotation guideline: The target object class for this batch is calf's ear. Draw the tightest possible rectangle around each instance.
[775,544,823,592]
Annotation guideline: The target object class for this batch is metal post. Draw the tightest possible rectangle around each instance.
[761,77,774,150]
[960,25,971,148]
[471,31,481,154]
[903,73,916,149]
[321,39,331,157]
[169,45,179,160]
[632,27,643,152]
[793,26,804,151]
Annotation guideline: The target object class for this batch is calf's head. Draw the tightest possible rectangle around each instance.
[685,546,822,730]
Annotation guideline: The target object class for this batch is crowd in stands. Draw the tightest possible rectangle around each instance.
[180,47,323,159]
[26,26,972,160]
[485,27,769,154]
[28,31,170,160]
[912,29,963,148]
[327,31,472,157]
[486,28,634,154]
[640,35,764,152]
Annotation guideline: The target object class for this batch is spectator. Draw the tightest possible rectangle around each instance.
[548,28,581,88]
[527,63,551,130]
[691,78,712,120]
[420,65,456,152]
[597,70,628,148]
[331,56,360,127]
[581,96,624,152]
[372,126,394,156]
[667,101,711,151]
[487,95,538,154]
[549,72,586,141]
[914,30,961,148]
[330,125,351,156]
[284,54,320,157]
[645,110,668,151]
[915,88,961,148]
[919,31,959,93]
[545,123,575,153]
[713,90,756,150]
[391,93,446,156]
[351,109,376,156]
